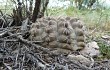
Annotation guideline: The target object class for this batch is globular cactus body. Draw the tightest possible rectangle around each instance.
[29,17,86,51]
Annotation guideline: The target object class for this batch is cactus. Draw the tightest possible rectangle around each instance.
[29,17,86,51]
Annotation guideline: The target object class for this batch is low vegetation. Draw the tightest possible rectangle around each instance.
[47,6,110,59]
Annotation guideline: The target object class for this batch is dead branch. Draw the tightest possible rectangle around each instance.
[41,0,49,17]
[6,32,49,53]
[32,0,41,22]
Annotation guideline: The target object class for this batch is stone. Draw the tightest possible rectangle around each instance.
[67,54,92,66]
[80,41,100,57]
[51,48,71,55]
[102,35,110,46]
[102,35,110,40]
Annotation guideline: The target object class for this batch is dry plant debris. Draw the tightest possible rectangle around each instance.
[0,15,110,70]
